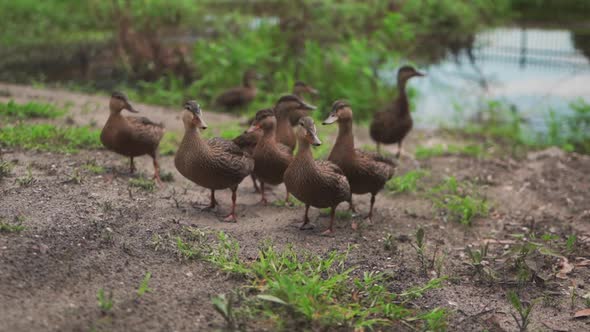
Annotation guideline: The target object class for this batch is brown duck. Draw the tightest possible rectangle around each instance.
[174,101,254,222]
[100,91,164,182]
[215,69,259,112]
[247,109,294,204]
[369,65,424,157]
[292,80,318,99]
[274,94,316,151]
[284,117,351,235]
[324,101,396,227]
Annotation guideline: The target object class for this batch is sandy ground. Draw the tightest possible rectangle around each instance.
[1,83,589,331]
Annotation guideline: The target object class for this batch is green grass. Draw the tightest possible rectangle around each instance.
[128,177,155,192]
[159,132,180,156]
[386,170,429,194]
[319,208,353,220]
[427,177,489,226]
[414,144,485,159]
[0,219,26,233]
[82,161,106,175]
[137,272,152,297]
[164,228,448,330]
[0,123,101,153]
[97,288,113,313]
[0,100,65,119]
[0,160,13,179]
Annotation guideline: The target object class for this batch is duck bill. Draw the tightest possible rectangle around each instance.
[308,132,322,146]
[246,124,260,133]
[192,115,207,129]
[300,101,317,111]
[414,71,426,77]
[125,102,139,113]
[322,114,338,125]
[307,86,319,95]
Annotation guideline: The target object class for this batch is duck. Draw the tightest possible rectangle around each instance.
[369,65,424,157]
[246,109,294,205]
[100,91,164,182]
[274,94,316,150]
[289,81,319,125]
[215,69,260,112]
[284,117,351,235]
[174,101,254,222]
[323,101,396,227]
[232,110,267,193]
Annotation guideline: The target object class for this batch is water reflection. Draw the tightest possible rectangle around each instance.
[414,27,590,129]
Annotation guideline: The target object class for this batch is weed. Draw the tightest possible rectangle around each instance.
[0,218,26,233]
[507,291,535,332]
[0,160,13,179]
[0,124,101,153]
[83,161,105,175]
[137,272,152,297]
[16,167,35,187]
[410,227,428,275]
[212,294,238,330]
[97,288,113,313]
[465,243,496,281]
[428,176,489,225]
[128,177,155,192]
[386,170,428,194]
[159,171,174,182]
[565,234,577,254]
[319,208,353,220]
[0,100,65,119]
[383,233,397,254]
[64,168,83,184]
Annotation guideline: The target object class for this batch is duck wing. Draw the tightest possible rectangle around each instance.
[126,116,165,144]
[207,137,254,178]
[232,131,259,155]
[215,87,248,109]
[356,149,396,179]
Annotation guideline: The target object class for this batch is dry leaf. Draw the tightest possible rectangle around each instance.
[574,258,590,267]
[556,258,574,279]
[483,239,516,245]
[573,308,590,318]
[542,320,569,331]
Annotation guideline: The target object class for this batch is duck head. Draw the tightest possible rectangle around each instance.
[397,65,425,83]
[275,94,317,125]
[323,100,353,125]
[246,108,275,133]
[243,69,262,88]
[297,116,322,147]
[109,91,138,114]
[183,100,208,130]
[293,81,319,97]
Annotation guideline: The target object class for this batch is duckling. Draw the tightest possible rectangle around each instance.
[284,117,351,235]
[174,101,254,222]
[247,109,294,205]
[369,65,424,157]
[274,94,316,150]
[215,69,260,112]
[100,91,164,182]
[323,101,396,227]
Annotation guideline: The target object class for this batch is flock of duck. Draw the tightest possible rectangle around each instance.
[100,65,424,235]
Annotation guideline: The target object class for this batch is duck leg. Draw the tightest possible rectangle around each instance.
[251,174,261,193]
[366,193,376,224]
[152,156,162,184]
[299,204,313,230]
[259,182,268,205]
[321,207,336,236]
[223,188,238,222]
[129,157,136,173]
[206,189,218,210]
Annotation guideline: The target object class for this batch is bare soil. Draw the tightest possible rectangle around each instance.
[1,83,589,331]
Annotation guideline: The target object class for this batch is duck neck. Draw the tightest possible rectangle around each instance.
[244,77,256,89]
[295,138,314,162]
[275,112,293,140]
[181,126,205,152]
[261,127,276,143]
[395,77,409,115]
[333,120,355,156]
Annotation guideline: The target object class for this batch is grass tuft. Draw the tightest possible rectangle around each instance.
[0,124,101,153]
[415,143,485,159]
[0,218,26,233]
[386,170,429,194]
[427,177,489,225]
[129,177,155,191]
[0,160,14,179]
[0,100,65,119]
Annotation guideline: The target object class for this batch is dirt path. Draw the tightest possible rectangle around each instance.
[1,84,589,331]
